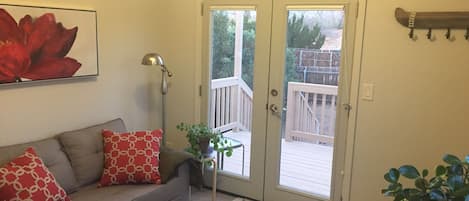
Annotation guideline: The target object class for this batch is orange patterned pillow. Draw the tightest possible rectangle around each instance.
[99,129,163,187]
[0,147,70,201]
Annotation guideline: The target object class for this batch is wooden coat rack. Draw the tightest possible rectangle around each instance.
[395,7,469,41]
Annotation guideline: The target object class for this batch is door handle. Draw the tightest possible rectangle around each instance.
[270,104,279,113]
[270,104,281,117]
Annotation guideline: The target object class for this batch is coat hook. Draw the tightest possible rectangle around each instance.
[409,28,416,40]
[445,28,452,40]
[426,28,433,40]
[465,28,469,40]
[407,12,416,41]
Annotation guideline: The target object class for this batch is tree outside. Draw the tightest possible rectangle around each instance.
[210,11,328,89]
[211,11,235,80]
[209,9,343,142]
[287,14,325,49]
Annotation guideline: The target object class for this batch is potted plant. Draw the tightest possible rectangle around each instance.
[176,122,233,159]
[382,154,469,201]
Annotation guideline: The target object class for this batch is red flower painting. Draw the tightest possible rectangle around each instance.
[0,8,81,83]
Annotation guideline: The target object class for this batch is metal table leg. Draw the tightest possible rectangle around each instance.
[211,158,217,201]
[200,157,217,201]
[241,144,245,176]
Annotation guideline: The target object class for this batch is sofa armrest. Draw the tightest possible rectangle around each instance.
[131,162,190,201]
[159,146,193,183]
[159,147,204,188]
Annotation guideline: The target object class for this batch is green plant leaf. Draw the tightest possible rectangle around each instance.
[429,177,443,189]
[382,189,391,196]
[399,165,420,179]
[454,185,469,197]
[429,189,445,201]
[444,154,461,165]
[384,173,393,183]
[388,168,400,183]
[436,165,447,177]
[226,151,233,157]
[415,178,427,190]
[450,164,464,176]
[408,194,422,201]
[394,194,404,201]
[388,183,402,192]
[400,189,420,201]
[403,188,421,200]
[448,175,464,191]
[382,188,395,195]
[422,169,429,178]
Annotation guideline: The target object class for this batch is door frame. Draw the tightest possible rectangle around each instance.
[263,1,358,201]
[199,0,360,200]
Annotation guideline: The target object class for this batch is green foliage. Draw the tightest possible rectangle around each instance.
[176,122,233,159]
[382,154,469,201]
[282,48,301,107]
[287,14,325,49]
[211,12,324,89]
[211,11,235,80]
[241,12,256,89]
[285,48,301,83]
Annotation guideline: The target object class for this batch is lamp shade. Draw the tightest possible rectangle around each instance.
[141,53,165,66]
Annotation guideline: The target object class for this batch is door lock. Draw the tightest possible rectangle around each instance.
[343,103,352,111]
[271,89,278,96]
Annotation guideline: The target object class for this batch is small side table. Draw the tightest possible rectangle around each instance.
[200,156,217,201]
[189,156,217,201]
[215,137,245,176]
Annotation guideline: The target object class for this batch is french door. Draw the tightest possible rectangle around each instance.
[201,1,357,200]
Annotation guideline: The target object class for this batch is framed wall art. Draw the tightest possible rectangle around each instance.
[0,4,98,85]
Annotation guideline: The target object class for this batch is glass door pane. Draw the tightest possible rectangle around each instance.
[279,8,344,199]
[264,2,354,200]
[279,9,344,199]
[209,9,256,178]
[202,2,272,199]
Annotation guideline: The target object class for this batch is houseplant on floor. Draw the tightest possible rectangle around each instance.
[382,154,469,201]
[176,122,233,159]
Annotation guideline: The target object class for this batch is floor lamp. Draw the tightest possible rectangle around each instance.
[141,53,173,145]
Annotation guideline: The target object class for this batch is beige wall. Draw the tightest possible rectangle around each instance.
[2,0,469,200]
[151,0,202,149]
[0,0,161,146]
[349,0,469,200]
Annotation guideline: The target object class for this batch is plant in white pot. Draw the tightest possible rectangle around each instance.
[176,122,233,159]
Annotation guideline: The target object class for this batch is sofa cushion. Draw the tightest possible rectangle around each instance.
[59,118,127,187]
[70,163,190,201]
[99,129,162,187]
[0,147,71,201]
[0,138,78,193]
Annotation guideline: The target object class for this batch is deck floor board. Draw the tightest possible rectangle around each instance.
[218,131,333,198]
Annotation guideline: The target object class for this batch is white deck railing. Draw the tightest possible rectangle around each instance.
[210,77,253,132]
[285,82,338,144]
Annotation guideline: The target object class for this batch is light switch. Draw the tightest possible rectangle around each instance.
[362,83,374,101]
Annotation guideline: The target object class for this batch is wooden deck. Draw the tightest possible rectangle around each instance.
[219,131,333,198]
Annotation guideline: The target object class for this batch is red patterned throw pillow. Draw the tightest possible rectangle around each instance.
[99,129,163,187]
[0,147,70,201]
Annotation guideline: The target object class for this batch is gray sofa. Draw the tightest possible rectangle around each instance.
[0,118,191,201]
